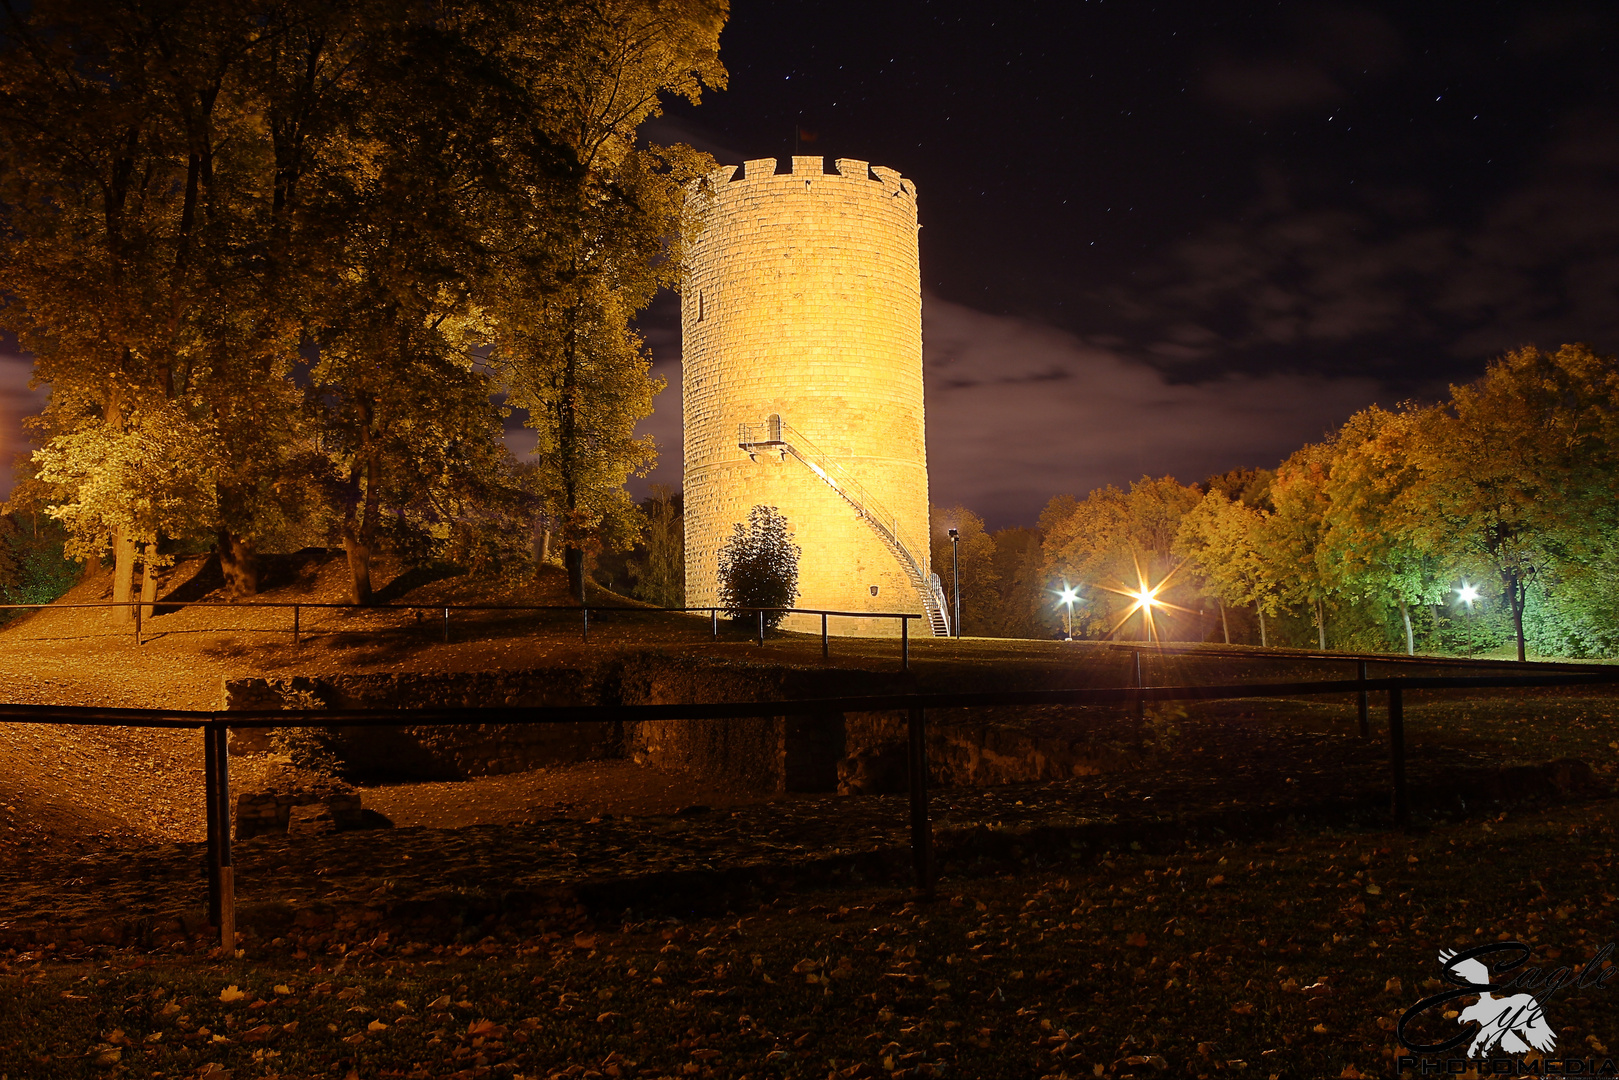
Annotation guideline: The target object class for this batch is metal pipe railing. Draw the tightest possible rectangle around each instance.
[2,666,1617,946]
[0,601,924,668]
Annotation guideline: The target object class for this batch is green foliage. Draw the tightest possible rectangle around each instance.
[717,505,800,630]
[1034,344,1619,659]
[629,486,685,608]
[1175,491,1277,619]
[988,526,1062,639]
[269,727,346,777]
[1521,555,1619,660]
[29,401,221,563]
[0,514,77,607]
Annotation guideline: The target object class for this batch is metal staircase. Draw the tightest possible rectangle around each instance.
[739,415,950,637]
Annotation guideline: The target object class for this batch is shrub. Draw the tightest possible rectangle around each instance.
[717,505,800,631]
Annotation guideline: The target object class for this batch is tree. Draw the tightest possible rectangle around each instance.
[717,505,800,630]
[0,507,78,609]
[0,0,726,609]
[930,505,998,637]
[631,484,685,608]
[1175,489,1280,646]
[1320,405,1449,655]
[1406,344,1619,661]
[0,0,322,603]
[298,12,533,602]
[988,526,1057,639]
[1042,476,1203,640]
[483,0,725,603]
[1257,443,1336,650]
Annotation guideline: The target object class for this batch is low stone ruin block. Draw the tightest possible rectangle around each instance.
[287,803,338,837]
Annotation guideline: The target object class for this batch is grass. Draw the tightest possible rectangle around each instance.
[4,799,1618,1079]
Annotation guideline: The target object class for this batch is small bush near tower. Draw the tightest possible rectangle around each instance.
[717,506,801,630]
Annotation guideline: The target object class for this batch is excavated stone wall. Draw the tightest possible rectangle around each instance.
[221,659,1146,794]
[220,658,909,791]
[682,157,931,637]
[221,671,619,780]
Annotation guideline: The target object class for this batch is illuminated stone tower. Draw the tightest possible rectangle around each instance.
[682,156,947,637]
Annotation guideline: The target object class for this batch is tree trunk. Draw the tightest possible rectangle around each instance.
[1507,571,1527,662]
[1398,597,1414,656]
[1257,604,1267,648]
[111,528,137,623]
[1315,599,1327,650]
[138,544,159,622]
[565,545,586,605]
[342,526,373,605]
[535,518,552,566]
[342,408,382,605]
[1219,603,1230,645]
[558,275,586,606]
[217,529,260,596]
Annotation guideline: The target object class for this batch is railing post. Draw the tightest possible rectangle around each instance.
[134,600,141,645]
[822,613,829,659]
[1388,685,1409,831]
[214,724,235,952]
[1357,658,1369,738]
[204,727,221,929]
[712,608,718,638]
[902,616,910,672]
[1133,648,1145,722]
[442,606,450,644]
[907,704,935,899]
[757,609,764,646]
[292,604,300,646]
[582,606,589,643]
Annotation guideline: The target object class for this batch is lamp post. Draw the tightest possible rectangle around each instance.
[947,528,960,638]
[1058,585,1077,641]
[1135,587,1157,643]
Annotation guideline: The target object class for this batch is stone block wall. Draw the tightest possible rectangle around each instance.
[617,654,908,793]
[221,672,619,780]
[683,156,932,636]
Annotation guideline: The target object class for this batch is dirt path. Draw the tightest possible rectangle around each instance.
[359,760,772,828]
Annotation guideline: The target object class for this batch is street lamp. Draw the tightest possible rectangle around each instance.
[947,528,960,638]
[1058,584,1078,641]
[1134,585,1160,642]
[1457,582,1480,609]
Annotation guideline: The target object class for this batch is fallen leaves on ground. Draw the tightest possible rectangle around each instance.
[2,799,1618,1077]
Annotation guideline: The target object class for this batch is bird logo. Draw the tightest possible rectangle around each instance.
[1436,948,1557,1058]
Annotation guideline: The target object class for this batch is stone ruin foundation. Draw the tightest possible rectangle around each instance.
[219,656,1147,839]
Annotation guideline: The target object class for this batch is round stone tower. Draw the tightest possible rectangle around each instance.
[682,155,946,637]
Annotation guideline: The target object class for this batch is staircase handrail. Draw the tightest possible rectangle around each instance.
[739,420,922,571]
[739,417,949,636]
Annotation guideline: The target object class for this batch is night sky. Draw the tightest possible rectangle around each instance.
[629,0,1619,527]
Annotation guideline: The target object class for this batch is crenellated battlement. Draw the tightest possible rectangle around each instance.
[696,156,917,200]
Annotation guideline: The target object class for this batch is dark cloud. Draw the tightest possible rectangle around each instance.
[1092,104,1619,388]
[921,299,1381,528]
[1201,59,1346,118]
[1200,4,1402,118]
[1441,110,1619,358]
